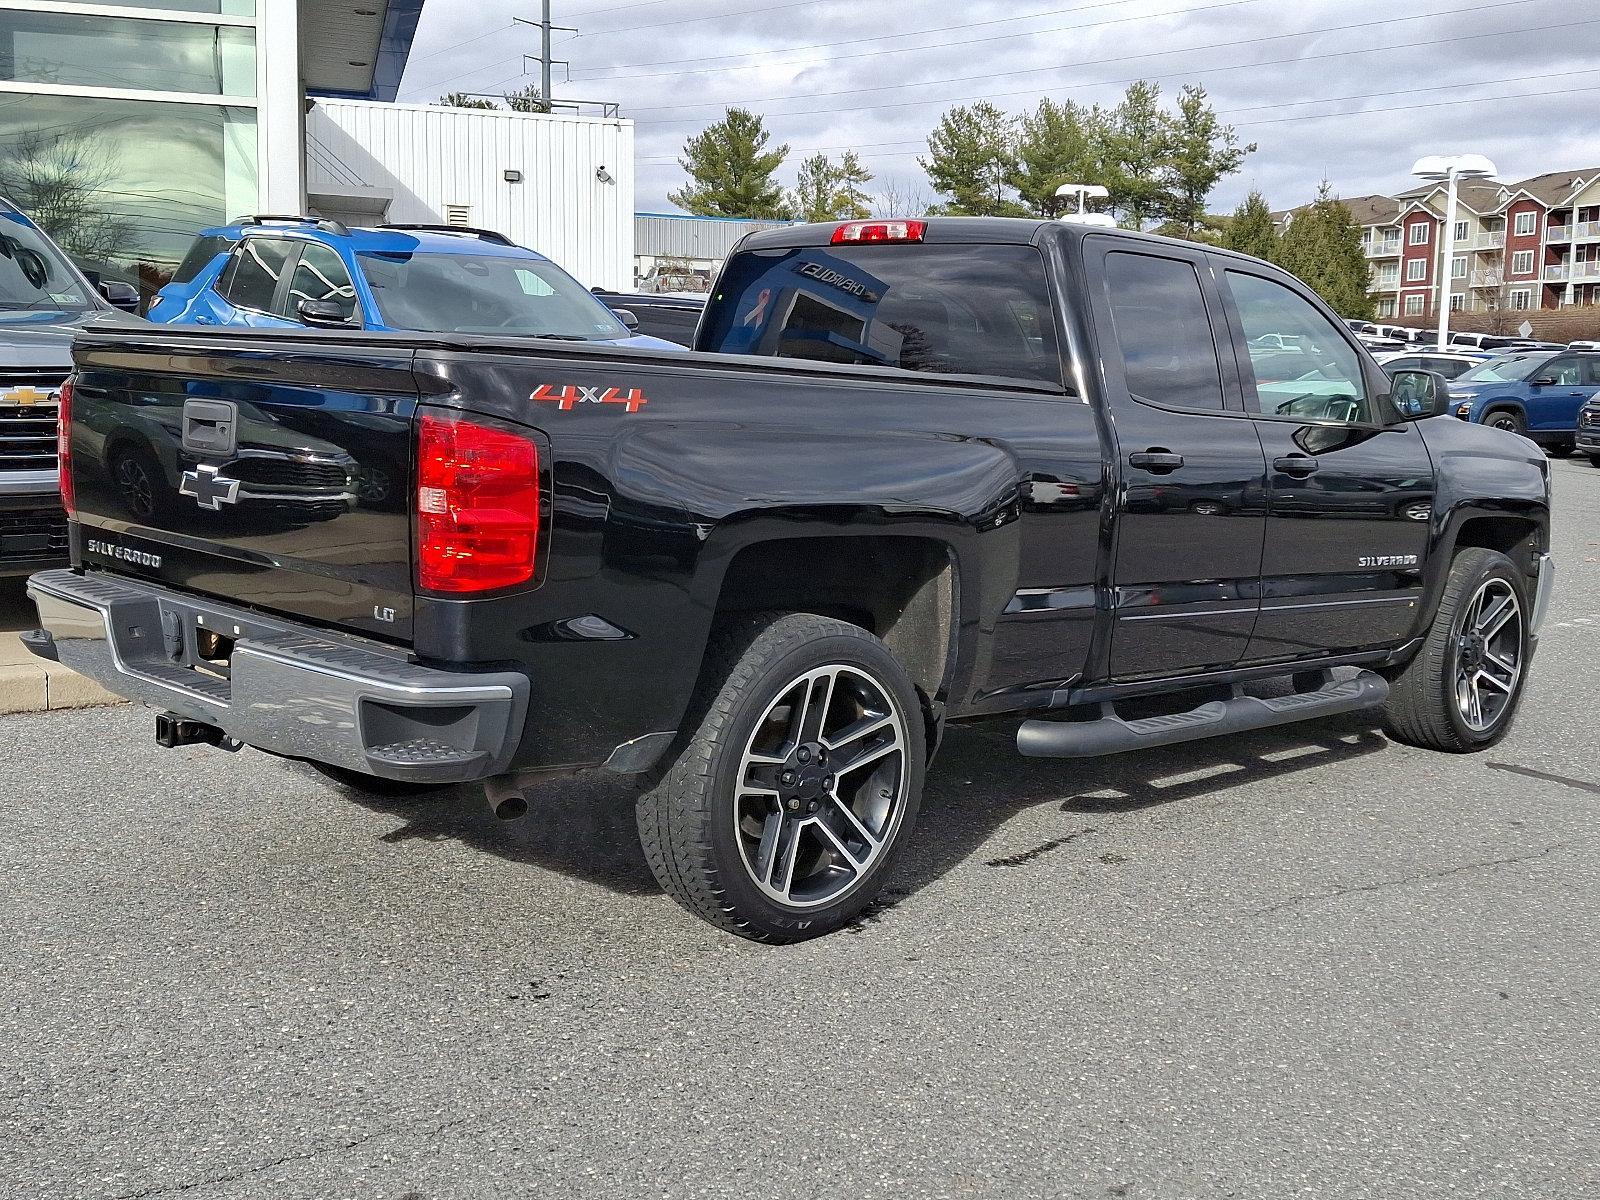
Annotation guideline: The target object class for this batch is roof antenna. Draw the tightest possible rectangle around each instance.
[1055,183,1117,228]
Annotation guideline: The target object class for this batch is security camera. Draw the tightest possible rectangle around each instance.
[596,165,615,184]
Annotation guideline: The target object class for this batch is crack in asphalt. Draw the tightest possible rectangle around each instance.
[1249,841,1572,918]
[985,828,1096,869]
[1486,762,1600,795]
[107,1115,471,1199]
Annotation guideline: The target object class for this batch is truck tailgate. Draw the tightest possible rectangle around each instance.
[69,332,418,642]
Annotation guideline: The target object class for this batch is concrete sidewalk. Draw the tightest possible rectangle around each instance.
[0,580,120,714]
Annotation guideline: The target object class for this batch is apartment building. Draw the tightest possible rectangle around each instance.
[1277,168,1600,317]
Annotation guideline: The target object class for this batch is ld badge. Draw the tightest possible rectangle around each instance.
[180,463,241,510]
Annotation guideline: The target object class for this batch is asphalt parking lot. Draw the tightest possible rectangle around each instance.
[2,458,1597,1200]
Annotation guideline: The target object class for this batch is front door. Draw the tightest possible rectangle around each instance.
[1215,264,1436,664]
[1088,240,1268,681]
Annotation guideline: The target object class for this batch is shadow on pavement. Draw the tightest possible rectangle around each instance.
[320,707,1390,903]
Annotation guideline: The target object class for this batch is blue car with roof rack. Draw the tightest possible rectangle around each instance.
[148,216,684,352]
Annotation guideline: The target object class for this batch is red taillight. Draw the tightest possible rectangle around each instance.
[57,375,75,518]
[831,220,927,245]
[415,413,540,594]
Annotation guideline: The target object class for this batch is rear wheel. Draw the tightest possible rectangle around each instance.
[1589,455,1600,468]
[638,613,926,942]
[1484,408,1526,437]
[1381,548,1529,752]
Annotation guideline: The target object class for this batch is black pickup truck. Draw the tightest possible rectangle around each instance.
[27,218,1554,942]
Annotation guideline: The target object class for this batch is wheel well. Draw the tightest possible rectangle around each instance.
[1454,515,1542,578]
[714,536,956,698]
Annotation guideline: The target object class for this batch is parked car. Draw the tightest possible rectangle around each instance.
[1357,334,1408,353]
[0,194,141,577]
[1565,339,1600,350]
[30,218,1553,942]
[1447,331,1545,352]
[590,289,704,347]
[1577,395,1600,465]
[148,216,685,352]
[1447,349,1600,449]
[1374,350,1493,380]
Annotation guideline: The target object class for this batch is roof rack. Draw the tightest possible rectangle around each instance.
[377,223,515,247]
[232,214,350,237]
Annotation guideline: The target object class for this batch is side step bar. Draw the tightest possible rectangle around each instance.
[1016,670,1390,759]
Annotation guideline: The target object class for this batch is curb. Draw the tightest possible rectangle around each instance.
[0,661,123,716]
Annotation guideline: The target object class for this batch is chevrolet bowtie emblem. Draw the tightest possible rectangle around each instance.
[1,386,56,406]
[180,463,241,510]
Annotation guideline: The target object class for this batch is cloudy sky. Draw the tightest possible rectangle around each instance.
[395,0,1600,215]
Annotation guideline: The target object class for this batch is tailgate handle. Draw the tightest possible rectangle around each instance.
[182,399,238,457]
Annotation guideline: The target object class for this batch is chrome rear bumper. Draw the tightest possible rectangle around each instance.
[24,569,527,783]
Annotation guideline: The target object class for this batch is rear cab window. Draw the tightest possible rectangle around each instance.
[698,242,1063,388]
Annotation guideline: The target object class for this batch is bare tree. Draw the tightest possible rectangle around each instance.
[0,129,133,263]
[875,175,931,219]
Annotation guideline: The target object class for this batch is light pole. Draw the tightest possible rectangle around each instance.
[1411,154,1498,349]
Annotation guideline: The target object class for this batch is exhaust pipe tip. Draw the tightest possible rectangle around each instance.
[485,777,528,821]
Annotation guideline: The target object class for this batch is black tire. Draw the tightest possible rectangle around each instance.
[1589,455,1600,468]
[1381,548,1530,753]
[637,612,927,943]
[1483,408,1526,438]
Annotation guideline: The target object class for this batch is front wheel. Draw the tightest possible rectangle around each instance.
[1381,548,1530,752]
[638,613,926,942]
[1484,409,1526,438]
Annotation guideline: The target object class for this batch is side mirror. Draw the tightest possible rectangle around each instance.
[609,307,640,332]
[1389,369,1450,420]
[297,298,357,328]
[98,280,140,312]
[1531,375,1556,387]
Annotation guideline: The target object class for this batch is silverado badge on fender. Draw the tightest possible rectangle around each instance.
[531,383,649,413]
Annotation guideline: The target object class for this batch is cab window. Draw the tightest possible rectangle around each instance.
[1103,251,1226,412]
[1226,270,1376,424]
[698,244,1063,388]
[219,238,295,313]
[282,243,357,324]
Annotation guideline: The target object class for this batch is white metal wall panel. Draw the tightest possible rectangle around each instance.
[306,100,634,291]
[636,214,795,260]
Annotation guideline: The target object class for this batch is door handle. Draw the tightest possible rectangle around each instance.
[1128,450,1185,474]
[1273,454,1320,477]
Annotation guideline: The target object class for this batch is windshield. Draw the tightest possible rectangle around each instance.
[0,210,94,318]
[357,251,628,340]
[1457,353,1549,383]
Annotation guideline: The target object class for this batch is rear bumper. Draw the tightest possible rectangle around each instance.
[1576,427,1599,453]
[24,568,528,783]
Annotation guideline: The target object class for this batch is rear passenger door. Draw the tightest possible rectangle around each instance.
[214,237,300,328]
[1088,240,1268,681]
[1215,263,1436,664]
[1526,355,1595,434]
[277,243,362,327]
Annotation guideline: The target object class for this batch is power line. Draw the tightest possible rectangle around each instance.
[572,0,854,39]
[627,0,1549,118]
[571,0,1232,78]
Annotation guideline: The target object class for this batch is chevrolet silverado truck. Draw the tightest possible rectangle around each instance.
[1,195,139,575]
[26,218,1554,942]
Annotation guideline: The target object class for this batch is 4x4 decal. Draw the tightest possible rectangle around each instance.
[531,383,649,413]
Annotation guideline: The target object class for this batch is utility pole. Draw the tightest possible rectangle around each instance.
[513,5,575,112]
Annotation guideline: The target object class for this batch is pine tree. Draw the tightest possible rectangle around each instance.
[1280,183,1376,320]
[1101,81,1171,228]
[920,101,1025,217]
[1163,85,1253,236]
[504,84,551,114]
[1226,190,1282,263]
[1009,98,1102,216]
[669,108,791,219]
[790,152,874,222]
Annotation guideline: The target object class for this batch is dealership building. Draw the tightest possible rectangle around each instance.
[0,0,637,295]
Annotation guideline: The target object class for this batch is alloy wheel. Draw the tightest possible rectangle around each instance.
[733,664,910,909]
[1454,578,1523,732]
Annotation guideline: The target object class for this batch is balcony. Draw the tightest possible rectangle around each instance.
[1469,270,1504,288]
[1468,231,1505,250]
[1544,261,1600,282]
[1364,241,1402,258]
[1546,219,1600,241]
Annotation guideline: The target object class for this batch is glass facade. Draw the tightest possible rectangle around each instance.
[0,1,262,300]
[0,10,255,96]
